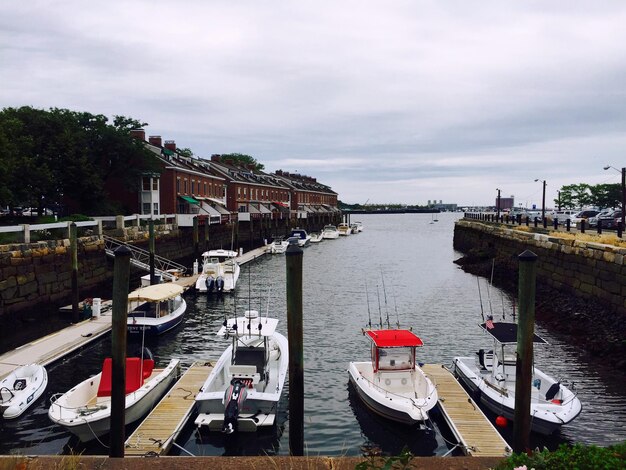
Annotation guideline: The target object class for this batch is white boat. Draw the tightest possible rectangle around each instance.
[289,228,311,246]
[338,223,352,236]
[322,225,339,239]
[348,329,438,425]
[269,237,289,254]
[453,321,582,435]
[49,356,179,442]
[309,232,323,243]
[0,364,48,419]
[195,249,240,293]
[195,310,288,433]
[353,221,364,232]
[127,283,186,336]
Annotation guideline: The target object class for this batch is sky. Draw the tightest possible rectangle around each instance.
[1,1,625,207]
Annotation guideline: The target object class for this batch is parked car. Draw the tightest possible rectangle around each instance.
[549,210,578,224]
[571,209,600,227]
[22,208,54,216]
[598,209,620,229]
[588,209,612,228]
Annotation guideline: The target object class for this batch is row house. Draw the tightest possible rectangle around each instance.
[273,170,339,220]
[209,155,291,221]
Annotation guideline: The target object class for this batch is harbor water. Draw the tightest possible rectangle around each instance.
[1,212,626,456]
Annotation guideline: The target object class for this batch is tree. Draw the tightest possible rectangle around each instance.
[221,153,265,171]
[558,182,621,210]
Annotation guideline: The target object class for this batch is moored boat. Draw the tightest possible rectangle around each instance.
[348,329,438,425]
[453,321,582,435]
[48,356,179,442]
[289,228,311,246]
[322,225,339,239]
[0,364,48,419]
[195,310,288,433]
[195,249,240,293]
[127,283,186,336]
[269,237,289,254]
[338,223,352,236]
[309,232,323,243]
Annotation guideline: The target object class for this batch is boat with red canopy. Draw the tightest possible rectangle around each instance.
[348,329,438,425]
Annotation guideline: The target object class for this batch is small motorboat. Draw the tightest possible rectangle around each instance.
[321,225,339,239]
[338,223,352,236]
[127,283,187,336]
[195,310,288,433]
[195,249,240,293]
[269,237,289,254]
[0,364,48,419]
[288,228,311,246]
[353,221,364,232]
[309,232,323,243]
[49,355,179,442]
[348,329,438,425]
[453,321,582,435]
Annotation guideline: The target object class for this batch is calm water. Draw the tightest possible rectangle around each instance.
[2,213,626,456]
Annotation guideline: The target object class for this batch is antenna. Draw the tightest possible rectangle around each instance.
[365,283,372,329]
[391,286,400,329]
[376,285,383,329]
[380,270,390,329]
[477,277,485,322]
[486,259,495,317]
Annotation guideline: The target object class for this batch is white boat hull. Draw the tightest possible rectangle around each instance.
[0,364,48,419]
[48,359,179,442]
[348,362,437,425]
[453,356,582,435]
[195,264,240,293]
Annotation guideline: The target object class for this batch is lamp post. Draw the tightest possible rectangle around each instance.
[534,179,546,222]
[496,188,501,221]
[604,165,626,227]
[557,190,561,211]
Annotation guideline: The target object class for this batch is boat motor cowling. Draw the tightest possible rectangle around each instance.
[206,276,215,293]
[222,379,248,434]
[216,276,224,293]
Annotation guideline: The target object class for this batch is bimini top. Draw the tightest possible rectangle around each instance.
[365,329,424,348]
[128,283,184,303]
[479,321,547,345]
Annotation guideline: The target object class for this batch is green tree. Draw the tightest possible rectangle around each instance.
[558,182,621,210]
[221,153,265,171]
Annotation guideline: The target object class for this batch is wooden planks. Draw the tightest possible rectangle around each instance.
[422,364,510,457]
[125,362,213,457]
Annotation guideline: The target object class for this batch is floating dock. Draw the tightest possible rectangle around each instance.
[125,361,213,457]
[422,364,511,457]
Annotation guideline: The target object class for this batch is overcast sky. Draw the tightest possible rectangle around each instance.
[1,1,625,207]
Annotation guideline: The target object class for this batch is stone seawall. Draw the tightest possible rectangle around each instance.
[453,219,626,316]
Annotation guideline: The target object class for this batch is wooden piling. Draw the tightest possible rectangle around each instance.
[70,222,79,323]
[514,249,538,454]
[286,242,304,456]
[110,246,131,458]
[149,219,156,285]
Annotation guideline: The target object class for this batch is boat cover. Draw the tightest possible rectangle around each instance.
[365,329,423,347]
[479,322,547,345]
[128,283,184,302]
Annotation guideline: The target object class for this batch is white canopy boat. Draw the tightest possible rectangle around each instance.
[0,364,48,419]
[127,283,186,336]
[348,329,438,425]
[269,237,289,254]
[195,249,240,294]
[49,356,179,442]
[195,310,288,434]
[321,225,339,239]
[288,228,311,246]
[338,223,352,236]
[309,232,323,243]
[453,321,582,435]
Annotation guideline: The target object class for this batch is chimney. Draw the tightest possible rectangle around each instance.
[211,155,222,162]
[164,140,176,152]
[130,129,145,141]
[149,135,162,147]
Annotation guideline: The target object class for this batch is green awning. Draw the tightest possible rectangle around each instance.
[179,195,200,205]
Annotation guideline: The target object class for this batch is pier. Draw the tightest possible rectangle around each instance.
[422,364,510,457]
[125,362,213,457]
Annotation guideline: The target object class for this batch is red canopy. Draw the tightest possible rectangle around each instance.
[365,329,423,347]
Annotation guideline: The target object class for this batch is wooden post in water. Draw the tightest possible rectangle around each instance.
[514,249,538,454]
[110,245,131,457]
[70,222,79,323]
[149,219,156,285]
[286,242,304,456]
[193,216,199,263]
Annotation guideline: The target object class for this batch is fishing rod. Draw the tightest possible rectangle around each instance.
[391,285,400,329]
[477,277,485,322]
[380,270,391,329]
[365,283,372,329]
[376,285,383,329]
[486,259,495,317]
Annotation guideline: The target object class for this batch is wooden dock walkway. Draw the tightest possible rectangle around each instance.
[125,361,213,456]
[422,364,511,457]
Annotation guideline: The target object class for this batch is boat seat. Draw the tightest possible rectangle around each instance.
[97,357,146,397]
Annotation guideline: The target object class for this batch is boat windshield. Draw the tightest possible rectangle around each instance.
[376,346,414,371]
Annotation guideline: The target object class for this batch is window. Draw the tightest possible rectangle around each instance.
[184,179,188,193]
[204,182,207,195]
[153,203,159,215]
[142,203,151,214]
[142,177,151,191]
[191,180,195,194]
[238,205,247,212]
[176,178,181,193]
[377,347,414,371]
[152,178,158,191]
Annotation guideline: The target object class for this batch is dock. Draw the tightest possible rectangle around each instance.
[422,364,511,457]
[125,361,213,456]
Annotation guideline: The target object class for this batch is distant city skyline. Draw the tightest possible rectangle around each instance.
[1,2,624,206]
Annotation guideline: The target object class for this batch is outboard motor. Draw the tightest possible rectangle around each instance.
[206,276,215,293]
[223,379,247,434]
[216,276,224,293]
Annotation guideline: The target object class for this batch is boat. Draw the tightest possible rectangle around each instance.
[195,309,288,433]
[338,223,352,236]
[269,237,289,254]
[127,283,187,336]
[322,225,339,239]
[288,228,311,246]
[309,232,323,243]
[0,364,48,419]
[195,249,240,293]
[453,321,582,435]
[49,355,179,442]
[350,223,359,234]
[348,329,438,425]
[353,221,364,232]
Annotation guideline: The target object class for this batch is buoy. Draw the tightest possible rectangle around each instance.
[495,415,508,428]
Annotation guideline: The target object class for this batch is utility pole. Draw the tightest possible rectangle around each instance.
[496,188,501,221]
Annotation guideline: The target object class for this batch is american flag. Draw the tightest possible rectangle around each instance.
[485,316,494,330]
